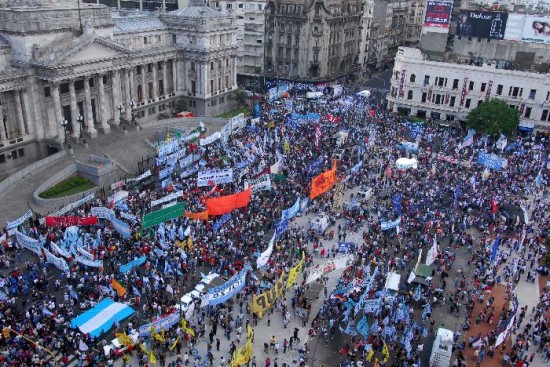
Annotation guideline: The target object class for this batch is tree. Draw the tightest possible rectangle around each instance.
[466,99,519,136]
[235,90,248,108]
[175,98,187,113]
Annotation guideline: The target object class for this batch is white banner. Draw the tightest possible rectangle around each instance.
[425,237,438,266]
[51,241,70,258]
[150,190,183,208]
[127,170,152,183]
[200,131,222,146]
[230,113,246,132]
[6,209,33,230]
[244,174,272,194]
[257,233,275,268]
[91,207,114,219]
[270,161,281,174]
[74,254,103,268]
[120,211,139,223]
[15,230,43,256]
[197,168,234,187]
[306,254,354,284]
[44,247,69,273]
[381,217,401,231]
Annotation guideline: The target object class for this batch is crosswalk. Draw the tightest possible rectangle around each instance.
[46,351,79,367]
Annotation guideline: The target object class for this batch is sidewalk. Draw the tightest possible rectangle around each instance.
[0,118,226,227]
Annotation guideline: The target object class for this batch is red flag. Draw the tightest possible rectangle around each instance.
[326,114,341,123]
[369,108,375,117]
[491,198,498,213]
[386,165,393,178]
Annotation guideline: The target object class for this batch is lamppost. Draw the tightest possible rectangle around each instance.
[77,113,84,144]
[117,104,124,124]
[61,118,68,147]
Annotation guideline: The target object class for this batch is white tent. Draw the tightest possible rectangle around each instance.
[357,90,371,98]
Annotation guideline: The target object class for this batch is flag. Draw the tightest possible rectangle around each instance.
[326,114,341,123]
[535,169,543,188]
[149,351,156,364]
[491,198,498,214]
[386,165,393,178]
[110,279,127,297]
[382,340,390,363]
[181,317,195,337]
[366,347,375,362]
[458,129,475,150]
[496,133,507,152]
[314,124,321,147]
[169,337,179,351]
[116,332,134,347]
[453,184,461,208]
[482,167,490,181]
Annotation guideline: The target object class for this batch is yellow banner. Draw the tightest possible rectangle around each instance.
[250,272,285,318]
[181,317,195,337]
[382,340,389,363]
[286,252,305,289]
[230,325,254,367]
[115,332,134,347]
[169,337,179,351]
[149,351,156,364]
[366,347,375,362]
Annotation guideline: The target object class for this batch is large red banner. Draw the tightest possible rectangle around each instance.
[206,187,251,216]
[45,216,98,227]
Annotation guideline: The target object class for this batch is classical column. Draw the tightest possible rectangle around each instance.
[162,60,167,96]
[124,69,132,120]
[129,68,135,101]
[97,74,110,134]
[83,77,97,137]
[152,62,158,99]
[21,89,33,136]
[69,79,80,139]
[14,90,26,137]
[141,65,146,101]
[112,69,121,125]
[172,59,177,93]
[0,104,6,140]
[51,82,65,145]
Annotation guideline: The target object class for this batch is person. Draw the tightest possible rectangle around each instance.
[531,21,550,36]
[265,356,271,367]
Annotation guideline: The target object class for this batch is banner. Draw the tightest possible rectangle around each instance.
[426,237,438,266]
[109,214,132,239]
[179,152,201,169]
[120,256,147,274]
[138,311,181,337]
[424,1,453,28]
[356,316,370,337]
[208,265,251,305]
[310,160,337,200]
[15,230,43,256]
[127,170,152,183]
[150,190,183,208]
[91,207,114,219]
[39,193,95,225]
[184,210,209,221]
[456,10,508,40]
[281,198,300,220]
[111,279,127,297]
[477,152,508,171]
[381,217,401,231]
[45,216,98,227]
[257,233,275,268]
[332,183,344,211]
[197,168,234,187]
[286,252,305,289]
[250,272,285,317]
[142,202,186,230]
[275,218,289,238]
[363,298,381,314]
[199,131,222,146]
[6,209,33,229]
[51,241,70,258]
[213,213,232,233]
[437,154,458,164]
[74,253,103,268]
[244,174,272,194]
[522,16,550,44]
[44,247,69,273]
[306,254,354,284]
[206,187,251,216]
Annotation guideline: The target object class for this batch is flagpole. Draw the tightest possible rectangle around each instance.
[5,327,59,367]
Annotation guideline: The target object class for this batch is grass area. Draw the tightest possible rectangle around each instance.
[39,174,95,199]
[216,107,250,119]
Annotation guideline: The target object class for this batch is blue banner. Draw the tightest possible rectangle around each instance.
[356,316,370,337]
[213,213,232,233]
[381,217,401,231]
[490,237,501,262]
[281,198,300,220]
[338,242,355,253]
[406,122,424,140]
[109,214,131,239]
[208,265,251,305]
[275,218,289,238]
[119,255,147,274]
[285,100,293,111]
[393,193,403,215]
[477,152,508,171]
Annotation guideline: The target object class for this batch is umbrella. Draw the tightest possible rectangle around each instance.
[357,90,371,98]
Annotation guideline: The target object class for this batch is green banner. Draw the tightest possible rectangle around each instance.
[273,174,287,183]
[142,202,186,229]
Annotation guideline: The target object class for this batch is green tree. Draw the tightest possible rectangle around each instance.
[466,99,519,136]
[235,90,248,108]
[175,98,187,113]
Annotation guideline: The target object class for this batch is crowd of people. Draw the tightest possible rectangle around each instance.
[0,80,548,367]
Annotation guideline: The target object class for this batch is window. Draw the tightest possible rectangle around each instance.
[435,95,442,105]
[529,89,536,100]
[60,83,69,94]
[542,110,549,121]
[18,148,24,157]
[465,99,471,108]
[524,107,532,118]
[156,35,161,43]
[137,65,142,75]
[191,81,196,94]
[452,79,459,89]
[423,75,430,86]
[496,84,503,95]
[103,75,108,85]
[421,92,427,103]
[226,3,232,9]
[449,96,456,107]
[407,90,413,100]
[238,16,244,19]
[172,35,176,44]
[468,81,474,91]
[211,62,214,70]
[257,39,262,44]
[238,3,243,8]
[0,154,5,164]
[219,97,225,104]
[147,64,153,73]
[212,99,217,106]
[144,37,148,45]
[409,74,416,83]
[477,101,482,107]
[158,61,162,70]
[44,86,51,97]
[435,77,446,87]
[210,80,214,93]
[191,62,195,71]
[89,78,94,88]
[481,83,487,92]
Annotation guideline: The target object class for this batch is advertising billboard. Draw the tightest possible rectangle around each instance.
[503,13,525,41]
[522,16,550,44]
[424,1,453,28]
[456,10,508,40]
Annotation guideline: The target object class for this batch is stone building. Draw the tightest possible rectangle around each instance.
[0,0,237,177]
[263,0,363,82]
[387,47,550,129]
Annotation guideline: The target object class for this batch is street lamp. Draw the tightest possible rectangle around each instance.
[130,99,137,127]
[61,118,68,145]
[118,104,124,123]
[77,114,84,143]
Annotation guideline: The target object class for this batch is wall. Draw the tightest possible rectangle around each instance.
[0,142,64,182]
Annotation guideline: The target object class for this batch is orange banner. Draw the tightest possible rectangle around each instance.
[111,279,127,297]
[184,210,209,221]
[309,160,337,200]
[206,187,251,216]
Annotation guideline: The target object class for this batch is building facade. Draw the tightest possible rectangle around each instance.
[208,0,266,78]
[387,47,550,129]
[0,0,237,178]
[263,0,362,82]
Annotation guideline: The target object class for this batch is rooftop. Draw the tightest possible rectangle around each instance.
[113,15,168,34]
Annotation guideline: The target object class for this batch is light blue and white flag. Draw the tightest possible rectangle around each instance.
[70,298,135,338]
